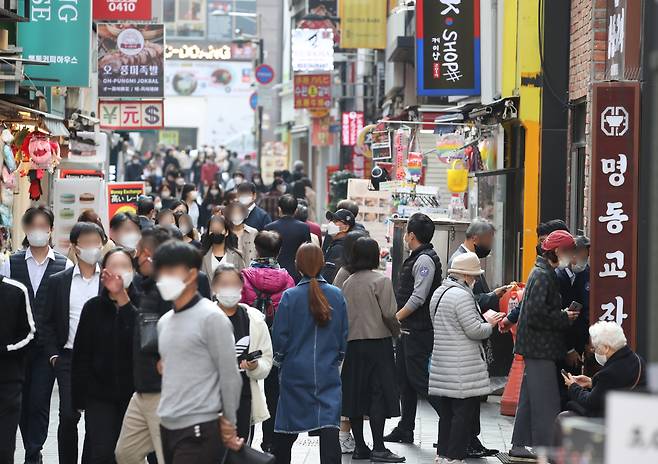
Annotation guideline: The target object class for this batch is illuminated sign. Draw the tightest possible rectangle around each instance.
[165,44,232,61]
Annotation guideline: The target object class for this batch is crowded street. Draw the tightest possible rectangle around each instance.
[0,1,658,464]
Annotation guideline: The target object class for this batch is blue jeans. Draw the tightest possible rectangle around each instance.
[20,346,55,463]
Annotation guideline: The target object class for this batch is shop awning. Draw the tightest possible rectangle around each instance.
[42,117,69,137]
[0,99,69,136]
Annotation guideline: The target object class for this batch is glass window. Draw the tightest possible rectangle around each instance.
[569,102,587,234]
[165,0,206,39]
[207,0,257,40]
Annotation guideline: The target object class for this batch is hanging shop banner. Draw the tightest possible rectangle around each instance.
[53,177,106,253]
[292,28,335,72]
[416,0,481,96]
[590,82,640,347]
[93,0,152,21]
[165,60,253,97]
[98,23,164,98]
[293,73,332,109]
[107,182,145,219]
[341,111,364,146]
[18,1,92,87]
[339,0,387,49]
[99,100,164,130]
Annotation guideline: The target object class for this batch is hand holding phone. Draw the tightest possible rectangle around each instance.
[568,301,583,313]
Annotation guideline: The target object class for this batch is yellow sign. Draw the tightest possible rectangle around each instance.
[339,0,387,49]
[159,130,179,147]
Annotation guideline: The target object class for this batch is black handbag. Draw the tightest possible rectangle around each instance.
[225,445,275,464]
[138,312,160,354]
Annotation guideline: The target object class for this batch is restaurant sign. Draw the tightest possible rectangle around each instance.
[293,73,332,110]
[590,82,640,347]
[416,0,481,96]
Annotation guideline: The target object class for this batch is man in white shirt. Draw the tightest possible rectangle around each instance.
[41,222,105,464]
[0,206,72,464]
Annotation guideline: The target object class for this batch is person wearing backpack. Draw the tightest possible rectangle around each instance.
[241,230,294,452]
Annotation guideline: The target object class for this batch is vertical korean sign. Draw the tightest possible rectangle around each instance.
[18,1,92,87]
[591,82,640,346]
[98,24,164,98]
[416,0,480,96]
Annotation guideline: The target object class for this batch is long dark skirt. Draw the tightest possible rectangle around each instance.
[341,338,400,418]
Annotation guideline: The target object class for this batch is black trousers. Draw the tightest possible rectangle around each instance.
[0,381,22,464]
[236,392,252,442]
[54,350,81,464]
[20,346,55,463]
[161,419,225,464]
[261,365,279,447]
[273,428,340,464]
[82,398,129,464]
[436,396,479,460]
[396,330,440,431]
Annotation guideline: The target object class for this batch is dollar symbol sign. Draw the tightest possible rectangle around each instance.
[144,105,160,125]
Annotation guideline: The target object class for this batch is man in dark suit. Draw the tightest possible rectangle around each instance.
[265,194,312,282]
[137,196,156,230]
[41,222,105,464]
[238,182,272,231]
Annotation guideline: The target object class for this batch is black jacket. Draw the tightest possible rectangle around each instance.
[41,267,102,361]
[130,273,211,393]
[450,244,499,311]
[321,236,345,284]
[265,216,311,282]
[556,266,590,354]
[245,205,273,232]
[0,276,34,384]
[515,257,571,360]
[568,346,645,417]
[71,288,138,410]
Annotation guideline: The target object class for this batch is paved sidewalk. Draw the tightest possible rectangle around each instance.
[15,386,514,463]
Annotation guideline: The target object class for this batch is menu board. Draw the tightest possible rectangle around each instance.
[346,178,392,248]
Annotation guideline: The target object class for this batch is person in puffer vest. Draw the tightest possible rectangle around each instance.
[429,252,503,463]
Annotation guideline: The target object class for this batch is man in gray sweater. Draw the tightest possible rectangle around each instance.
[153,240,243,463]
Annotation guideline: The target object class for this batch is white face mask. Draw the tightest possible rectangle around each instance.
[558,256,571,269]
[154,201,163,211]
[238,195,252,206]
[214,287,242,308]
[571,260,588,274]
[210,189,220,196]
[189,191,198,201]
[77,246,102,266]
[276,184,287,194]
[231,215,244,226]
[118,232,141,251]
[326,222,340,236]
[27,230,50,247]
[156,275,187,301]
[121,271,134,289]
[176,178,185,186]
[595,352,607,366]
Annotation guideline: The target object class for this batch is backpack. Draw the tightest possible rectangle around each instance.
[253,288,275,327]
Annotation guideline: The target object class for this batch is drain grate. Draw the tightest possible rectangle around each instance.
[496,452,538,463]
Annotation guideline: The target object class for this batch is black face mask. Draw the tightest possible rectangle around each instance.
[211,233,225,245]
[474,244,491,259]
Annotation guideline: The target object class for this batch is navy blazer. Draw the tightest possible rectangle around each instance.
[556,266,590,354]
[265,216,312,283]
[245,205,272,231]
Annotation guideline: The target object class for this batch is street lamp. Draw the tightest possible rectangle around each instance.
[210,9,264,167]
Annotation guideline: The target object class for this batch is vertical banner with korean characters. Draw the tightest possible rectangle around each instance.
[415,0,481,96]
[341,111,364,146]
[98,24,164,98]
[590,82,640,347]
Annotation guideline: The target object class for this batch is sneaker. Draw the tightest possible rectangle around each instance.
[370,449,406,463]
[339,432,356,454]
[466,437,499,458]
[383,427,414,444]
[509,445,537,459]
[352,446,372,460]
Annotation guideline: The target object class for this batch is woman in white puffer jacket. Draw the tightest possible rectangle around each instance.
[428,252,503,464]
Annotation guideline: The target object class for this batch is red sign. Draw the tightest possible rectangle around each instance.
[590,82,640,347]
[99,100,164,130]
[93,0,152,21]
[341,111,364,146]
[312,116,334,146]
[107,182,145,218]
[294,73,332,109]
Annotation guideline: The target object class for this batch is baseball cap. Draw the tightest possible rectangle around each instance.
[541,230,575,251]
[326,209,355,228]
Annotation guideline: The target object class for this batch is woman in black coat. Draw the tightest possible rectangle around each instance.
[72,248,139,464]
[562,321,645,417]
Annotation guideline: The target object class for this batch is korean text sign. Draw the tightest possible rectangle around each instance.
[99,100,164,130]
[416,0,481,96]
[107,182,145,218]
[93,0,151,20]
[98,24,164,98]
[294,74,332,110]
[18,0,92,87]
[590,82,640,347]
[342,112,364,146]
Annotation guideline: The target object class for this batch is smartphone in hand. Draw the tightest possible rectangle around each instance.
[568,301,583,313]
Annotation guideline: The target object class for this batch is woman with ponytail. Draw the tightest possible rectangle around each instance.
[271,243,348,464]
